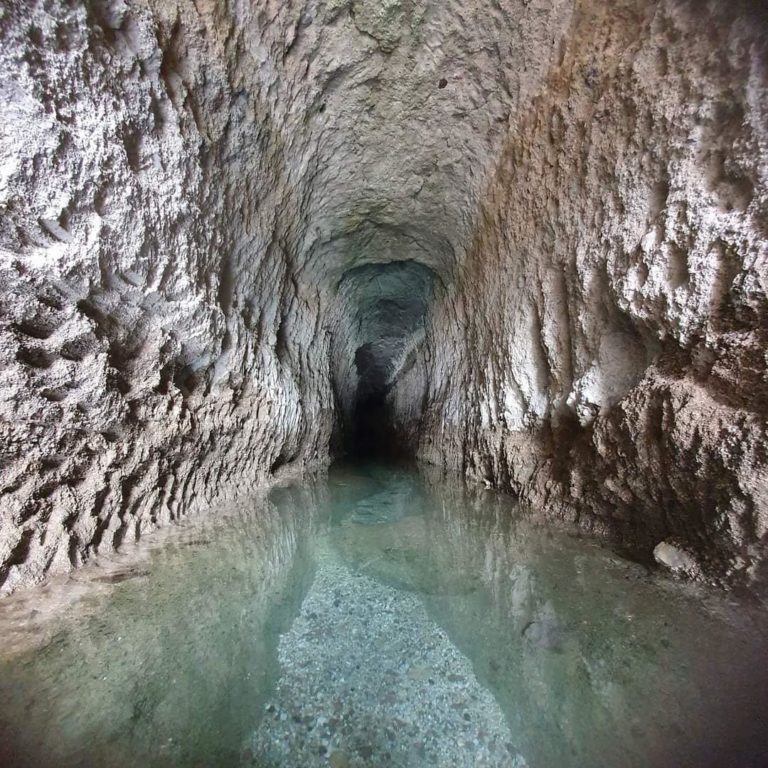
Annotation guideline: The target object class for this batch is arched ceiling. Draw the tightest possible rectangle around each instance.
[228,0,574,405]
[209,0,572,274]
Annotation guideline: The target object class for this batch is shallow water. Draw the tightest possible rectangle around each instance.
[1,463,767,768]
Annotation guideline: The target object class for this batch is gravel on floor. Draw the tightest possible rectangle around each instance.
[248,559,526,767]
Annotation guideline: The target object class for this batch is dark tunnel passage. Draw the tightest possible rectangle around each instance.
[333,259,437,459]
[349,340,409,458]
[350,342,398,457]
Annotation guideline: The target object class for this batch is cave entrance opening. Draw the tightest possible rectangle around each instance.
[346,341,407,459]
[334,259,438,462]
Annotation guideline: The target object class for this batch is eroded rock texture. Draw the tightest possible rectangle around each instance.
[0,0,766,592]
[401,1,768,586]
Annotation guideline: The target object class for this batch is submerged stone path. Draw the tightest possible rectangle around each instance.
[249,557,525,768]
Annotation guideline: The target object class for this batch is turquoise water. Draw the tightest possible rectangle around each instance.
[1,463,767,767]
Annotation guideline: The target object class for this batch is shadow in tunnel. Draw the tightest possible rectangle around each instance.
[346,343,410,460]
[351,390,399,458]
[333,260,436,462]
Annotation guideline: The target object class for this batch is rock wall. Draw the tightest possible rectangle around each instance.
[1,0,766,592]
[403,0,768,585]
[0,0,570,591]
[0,0,340,593]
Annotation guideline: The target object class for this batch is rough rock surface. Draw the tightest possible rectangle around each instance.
[0,0,766,591]
[0,0,342,592]
[396,0,768,587]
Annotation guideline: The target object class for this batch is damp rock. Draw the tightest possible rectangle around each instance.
[653,542,700,577]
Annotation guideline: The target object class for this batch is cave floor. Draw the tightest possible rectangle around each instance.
[250,557,522,768]
[1,463,768,768]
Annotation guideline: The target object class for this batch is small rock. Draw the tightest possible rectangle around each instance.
[653,541,699,576]
[329,750,350,768]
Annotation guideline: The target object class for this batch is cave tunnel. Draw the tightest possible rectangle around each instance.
[351,340,398,457]
[1,1,768,766]
[332,258,437,459]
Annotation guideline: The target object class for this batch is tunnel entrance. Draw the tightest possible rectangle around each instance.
[351,389,398,457]
[334,259,437,461]
[347,342,404,459]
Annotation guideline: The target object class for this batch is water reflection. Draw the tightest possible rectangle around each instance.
[326,466,768,767]
[0,484,325,768]
[0,464,766,768]
[357,469,768,768]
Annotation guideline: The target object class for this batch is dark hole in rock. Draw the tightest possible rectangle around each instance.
[36,480,59,499]
[347,344,407,459]
[17,346,55,369]
[40,456,64,472]
[438,77,448,88]
[270,445,299,475]
[173,365,203,397]
[14,320,54,340]
[112,524,128,550]
[275,316,289,364]
[40,387,68,402]
[270,455,288,474]
[3,529,34,572]
[59,338,91,362]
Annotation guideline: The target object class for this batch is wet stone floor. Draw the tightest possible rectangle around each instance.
[1,463,768,768]
[251,561,523,768]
